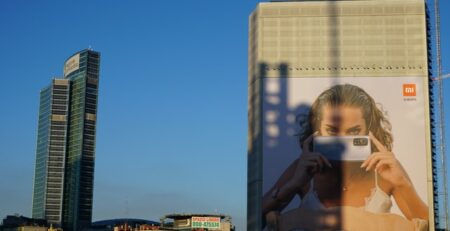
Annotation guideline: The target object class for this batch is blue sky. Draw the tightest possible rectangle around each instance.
[0,1,448,230]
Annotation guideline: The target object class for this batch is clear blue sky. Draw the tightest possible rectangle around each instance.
[0,1,448,230]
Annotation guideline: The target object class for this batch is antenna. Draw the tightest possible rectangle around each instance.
[125,199,129,218]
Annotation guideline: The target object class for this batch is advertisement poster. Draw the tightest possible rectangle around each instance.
[262,77,430,231]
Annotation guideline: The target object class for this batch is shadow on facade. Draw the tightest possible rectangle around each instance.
[249,1,353,230]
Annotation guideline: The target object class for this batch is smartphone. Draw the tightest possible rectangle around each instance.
[313,136,371,161]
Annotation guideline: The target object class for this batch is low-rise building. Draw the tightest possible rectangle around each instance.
[90,219,160,231]
[0,215,48,231]
[159,214,234,231]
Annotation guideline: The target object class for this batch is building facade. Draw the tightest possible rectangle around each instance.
[32,49,100,231]
[0,215,48,231]
[159,214,234,231]
[32,79,70,225]
[248,0,433,230]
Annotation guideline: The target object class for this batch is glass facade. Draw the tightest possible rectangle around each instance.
[32,49,100,231]
[33,86,52,219]
[32,79,70,225]
[63,50,100,231]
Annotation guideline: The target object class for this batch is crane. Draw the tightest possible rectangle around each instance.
[432,73,450,80]
[431,0,449,230]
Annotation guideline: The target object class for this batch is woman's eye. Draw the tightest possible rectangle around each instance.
[326,129,337,135]
[348,130,361,135]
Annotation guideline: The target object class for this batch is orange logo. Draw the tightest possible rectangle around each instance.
[403,84,416,96]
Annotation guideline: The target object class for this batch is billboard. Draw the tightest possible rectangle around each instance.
[64,53,80,77]
[262,76,431,231]
[191,217,221,229]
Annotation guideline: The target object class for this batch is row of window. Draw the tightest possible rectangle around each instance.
[48,167,64,173]
[52,110,67,115]
[53,95,68,100]
[53,84,68,90]
[48,157,64,165]
[52,104,67,110]
[47,183,63,189]
[50,134,66,139]
[53,90,68,95]
[52,120,66,126]
[51,131,65,136]
[48,162,64,168]
[47,189,62,194]
[44,204,61,210]
[50,126,66,132]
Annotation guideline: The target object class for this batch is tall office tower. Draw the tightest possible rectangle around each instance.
[33,79,70,225]
[32,49,100,231]
[62,49,100,231]
[248,0,434,230]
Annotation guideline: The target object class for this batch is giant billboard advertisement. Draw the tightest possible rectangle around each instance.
[261,76,432,231]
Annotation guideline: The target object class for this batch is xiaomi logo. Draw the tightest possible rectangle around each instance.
[403,84,416,97]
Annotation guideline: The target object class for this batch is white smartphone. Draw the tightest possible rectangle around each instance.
[313,136,371,161]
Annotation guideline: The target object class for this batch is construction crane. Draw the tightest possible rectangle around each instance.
[440,73,450,79]
[432,73,450,80]
[431,0,449,230]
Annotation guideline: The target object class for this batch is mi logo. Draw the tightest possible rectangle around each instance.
[403,84,416,97]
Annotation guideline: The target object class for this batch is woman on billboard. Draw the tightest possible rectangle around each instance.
[262,84,428,230]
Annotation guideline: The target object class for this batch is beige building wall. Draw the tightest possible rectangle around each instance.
[248,0,433,230]
[250,0,428,78]
[2,227,48,231]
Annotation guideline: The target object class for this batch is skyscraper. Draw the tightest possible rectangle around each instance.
[32,49,100,231]
[32,79,70,225]
[248,0,434,230]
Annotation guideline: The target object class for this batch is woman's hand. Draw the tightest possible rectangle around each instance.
[361,132,412,188]
[290,133,332,190]
[262,133,331,215]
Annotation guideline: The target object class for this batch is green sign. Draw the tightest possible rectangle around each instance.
[191,217,221,229]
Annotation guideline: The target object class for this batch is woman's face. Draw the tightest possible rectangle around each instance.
[318,105,367,136]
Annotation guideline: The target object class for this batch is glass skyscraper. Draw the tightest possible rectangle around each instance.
[32,49,100,231]
[32,79,70,225]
